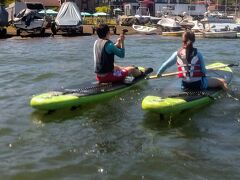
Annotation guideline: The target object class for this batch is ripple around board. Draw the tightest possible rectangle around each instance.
[32,73,59,82]
[0,128,13,136]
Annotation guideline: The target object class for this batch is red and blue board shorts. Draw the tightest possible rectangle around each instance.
[96,69,129,83]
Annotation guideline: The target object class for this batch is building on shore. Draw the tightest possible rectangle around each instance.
[155,0,207,17]
[21,0,60,8]
[123,0,207,17]
[21,0,96,12]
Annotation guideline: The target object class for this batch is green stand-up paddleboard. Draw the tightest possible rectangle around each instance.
[142,63,233,115]
[30,67,153,111]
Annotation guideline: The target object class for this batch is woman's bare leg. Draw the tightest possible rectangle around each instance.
[208,77,228,91]
[124,66,142,77]
[114,65,143,77]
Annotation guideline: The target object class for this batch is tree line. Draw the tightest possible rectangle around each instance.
[1,0,20,6]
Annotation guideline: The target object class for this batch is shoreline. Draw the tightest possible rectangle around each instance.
[1,25,138,38]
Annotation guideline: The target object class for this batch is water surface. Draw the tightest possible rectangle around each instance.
[0,34,240,179]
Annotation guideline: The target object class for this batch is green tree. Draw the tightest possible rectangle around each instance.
[0,0,5,5]
[95,6,110,13]
[3,0,17,6]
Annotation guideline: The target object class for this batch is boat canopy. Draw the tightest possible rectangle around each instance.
[0,6,8,26]
[14,8,43,26]
[55,2,82,26]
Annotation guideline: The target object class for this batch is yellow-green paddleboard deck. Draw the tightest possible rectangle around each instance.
[30,67,152,111]
[142,63,233,114]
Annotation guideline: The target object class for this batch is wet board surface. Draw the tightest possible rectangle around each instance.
[30,67,153,110]
[58,74,147,96]
[142,63,233,114]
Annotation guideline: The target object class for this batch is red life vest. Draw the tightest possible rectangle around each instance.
[176,48,205,78]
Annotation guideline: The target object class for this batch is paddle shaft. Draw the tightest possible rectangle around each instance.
[148,63,239,79]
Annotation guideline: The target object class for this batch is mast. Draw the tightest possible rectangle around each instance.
[225,0,227,14]
[235,0,237,16]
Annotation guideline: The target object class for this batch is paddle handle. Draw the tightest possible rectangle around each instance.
[148,63,239,80]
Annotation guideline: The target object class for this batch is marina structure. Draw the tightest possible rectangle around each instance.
[124,0,207,17]
[7,0,239,18]
[155,0,207,16]
[20,0,96,12]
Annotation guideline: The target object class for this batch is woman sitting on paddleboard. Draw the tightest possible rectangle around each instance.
[156,30,228,91]
[93,24,146,83]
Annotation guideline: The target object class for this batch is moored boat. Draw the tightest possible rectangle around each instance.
[203,31,237,38]
[161,31,184,37]
[157,17,181,31]
[132,24,158,35]
[194,32,204,38]
[51,2,83,35]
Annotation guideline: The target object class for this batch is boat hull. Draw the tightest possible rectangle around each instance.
[161,31,184,37]
[132,24,158,35]
[237,32,240,38]
[203,31,237,38]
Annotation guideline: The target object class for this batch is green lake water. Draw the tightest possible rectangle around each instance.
[0,34,240,179]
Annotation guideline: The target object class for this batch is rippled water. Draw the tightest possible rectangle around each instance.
[0,34,240,179]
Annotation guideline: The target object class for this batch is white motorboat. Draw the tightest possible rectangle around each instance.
[204,23,240,32]
[202,22,238,38]
[157,17,182,32]
[161,31,184,37]
[52,2,83,35]
[203,30,237,38]
[132,24,158,35]
[237,32,240,38]
[191,20,204,32]
[134,6,151,25]
[157,17,181,28]
[201,12,235,23]
[13,3,46,35]
[191,21,238,38]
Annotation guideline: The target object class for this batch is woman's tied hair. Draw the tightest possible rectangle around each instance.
[182,30,195,64]
[183,30,195,47]
[96,24,110,39]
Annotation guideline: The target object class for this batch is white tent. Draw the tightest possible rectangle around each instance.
[55,2,82,26]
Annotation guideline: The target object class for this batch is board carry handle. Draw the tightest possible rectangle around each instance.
[147,63,239,80]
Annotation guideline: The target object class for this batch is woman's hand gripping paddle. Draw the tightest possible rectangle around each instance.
[115,29,128,49]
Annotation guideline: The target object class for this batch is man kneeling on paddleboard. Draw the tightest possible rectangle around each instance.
[156,30,228,91]
[93,24,147,83]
